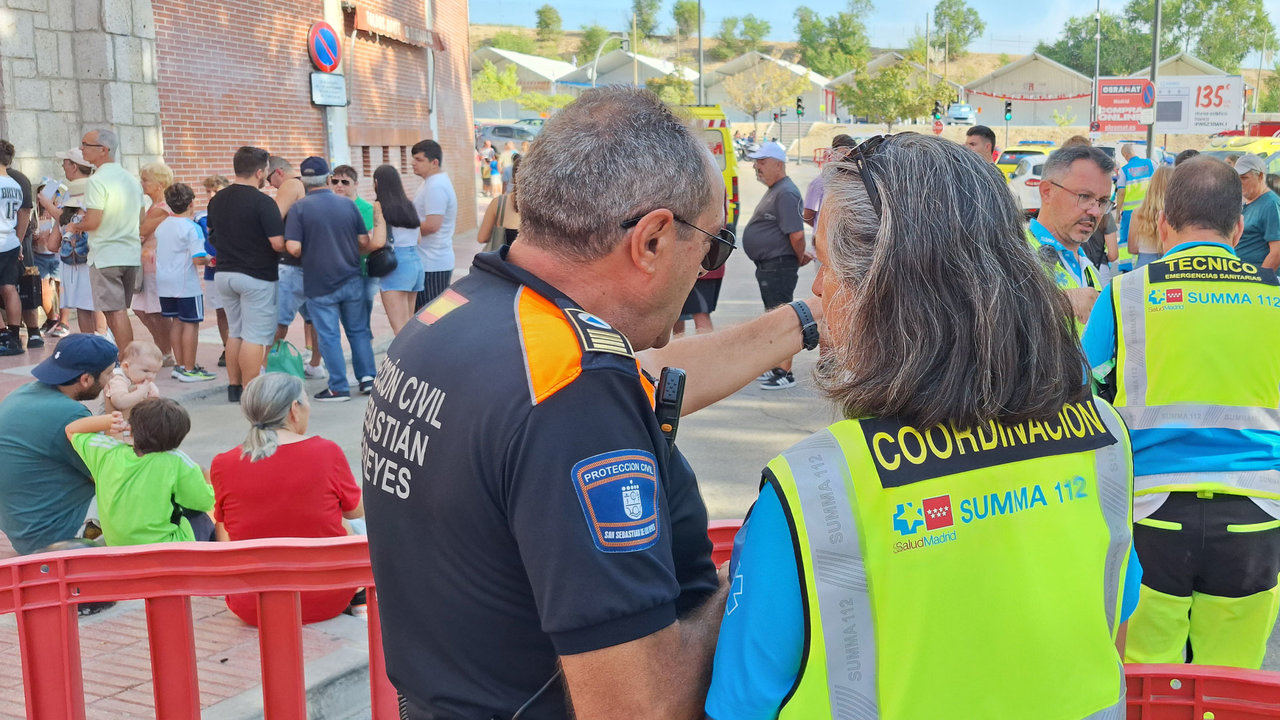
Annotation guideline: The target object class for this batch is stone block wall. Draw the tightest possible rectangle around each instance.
[0,0,163,179]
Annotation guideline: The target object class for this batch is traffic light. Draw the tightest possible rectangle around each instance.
[773,112,779,122]
[932,101,942,120]
[1004,100,1013,122]
[796,96,804,117]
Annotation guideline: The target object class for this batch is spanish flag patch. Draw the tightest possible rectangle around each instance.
[417,288,468,326]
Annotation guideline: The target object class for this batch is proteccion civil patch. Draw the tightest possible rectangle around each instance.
[571,449,661,553]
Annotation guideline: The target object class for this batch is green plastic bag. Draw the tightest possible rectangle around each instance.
[266,340,306,379]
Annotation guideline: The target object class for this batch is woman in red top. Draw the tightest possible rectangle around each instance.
[211,372,364,625]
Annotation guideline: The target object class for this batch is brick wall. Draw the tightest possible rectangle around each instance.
[151,0,326,203]
[151,0,474,234]
[428,0,475,233]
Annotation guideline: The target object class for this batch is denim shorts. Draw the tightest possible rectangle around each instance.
[378,245,426,293]
[33,252,60,280]
[276,263,311,325]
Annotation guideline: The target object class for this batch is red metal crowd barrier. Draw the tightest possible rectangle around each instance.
[5,527,1280,719]
[0,536,396,720]
[813,147,833,167]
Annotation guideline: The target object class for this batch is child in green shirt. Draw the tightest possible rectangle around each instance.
[65,397,215,546]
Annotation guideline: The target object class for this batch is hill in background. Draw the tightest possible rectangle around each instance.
[469,23,1015,84]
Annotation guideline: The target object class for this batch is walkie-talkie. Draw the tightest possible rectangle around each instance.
[655,367,686,458]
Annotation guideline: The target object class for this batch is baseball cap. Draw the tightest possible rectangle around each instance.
[299,156,330,177]
[748,141,788,163]
[32,334,118,385]
[55,148,88,166]
[1235,153,1266,176]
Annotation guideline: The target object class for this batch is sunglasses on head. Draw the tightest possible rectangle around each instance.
[620,213,737,272]
[845,134,892,217]
[330,177,353,186]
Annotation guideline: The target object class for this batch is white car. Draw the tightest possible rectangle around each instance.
[1009,154,1048,217]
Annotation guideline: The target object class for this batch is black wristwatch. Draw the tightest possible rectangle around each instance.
[789,300,819,351]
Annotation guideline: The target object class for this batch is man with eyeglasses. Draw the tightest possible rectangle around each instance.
[364,86,821,720]
[65,129,145,359]
[743,141,811,390]
[1029,144,1117,326]
[267,156,325,379]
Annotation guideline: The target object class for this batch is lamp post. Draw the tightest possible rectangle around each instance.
[590,35,628,88]
[1145,0,1161,158]
[696,0,704,104]
[1092,0,1101,124]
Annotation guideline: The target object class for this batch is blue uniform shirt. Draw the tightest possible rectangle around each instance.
[705,482,1142,719]
[1029,218,1096,289]
[1082,240,1280,479]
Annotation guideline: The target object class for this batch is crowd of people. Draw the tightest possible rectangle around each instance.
[0,132,461,402]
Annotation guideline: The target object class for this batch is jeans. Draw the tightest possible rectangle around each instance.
[307,275,376,394]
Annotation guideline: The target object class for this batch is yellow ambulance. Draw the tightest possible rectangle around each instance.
[683,105,741,232]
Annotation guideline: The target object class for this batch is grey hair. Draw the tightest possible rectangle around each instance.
[1043,144,1115,181]
[516,86,718,261]
[816,133,1087,429]
[95,129,119,157]
[300,174,328,188]
[239,372,306,462]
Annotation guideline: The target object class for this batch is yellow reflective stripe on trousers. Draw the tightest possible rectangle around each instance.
[1117,274,1149,405]
[1135,470,1280,496]
[1117,404,1280,432]
[783,428,879,719]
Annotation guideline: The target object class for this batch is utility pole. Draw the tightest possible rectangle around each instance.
[944,29,949,82]
[1256,36,1268,113]
[1092,0,1101,123]
[925,12,930,79]
[632,13,639,87]
[697,0,704,104]
[1145,0,1161,158]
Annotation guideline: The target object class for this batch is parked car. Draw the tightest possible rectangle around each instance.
[474,124,539,151]
[1094,140,1172,167]
[513,119,545,130]
[1200,136,1280,174]
[945,104,977,125]
[1009,154,1048,217]
[996,140,1058,181]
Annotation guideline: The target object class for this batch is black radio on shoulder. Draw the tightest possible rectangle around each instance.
[655,367,686,458]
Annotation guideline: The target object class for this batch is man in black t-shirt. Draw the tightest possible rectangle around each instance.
[365,87,733,720]
[205,146,285,403]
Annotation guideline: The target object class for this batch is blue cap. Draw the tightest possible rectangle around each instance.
[32,334,118,385]
[299,156,330,177]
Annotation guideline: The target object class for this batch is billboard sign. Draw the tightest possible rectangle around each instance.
[1096,78,1155,133]
[1151,75,1244,134]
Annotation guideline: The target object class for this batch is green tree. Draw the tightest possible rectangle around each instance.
[711,15,770,59]
[517,92,574,116]
[793,2,873,78]
[721,54,812,125]
[1261,69,1280,112]
[931,0,985,59]
[472,60,522,119]
[646,72,697,105]
[487,30,540,56]
[836,61,942,131]
[632,0,661,37]
[577,23,612,62]
[535,5,563,45]
[672,0,703,41]
[1035,10,1149,76]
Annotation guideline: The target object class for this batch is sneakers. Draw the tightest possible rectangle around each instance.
[304,363,328,379]
[358,376,374,395]
[759,368,796,390]
[171,366,185,380]
[176,366,215,383]
[0,333,24,356]
[314,388,351,402]
[217,350,226,367]
[48,322,70,338]
[26,330,43,349]
[757,370,774,381]
[161,353,176,368]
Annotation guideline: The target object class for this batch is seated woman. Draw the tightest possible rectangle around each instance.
[706,134,1140,720]
[211,372,364,625]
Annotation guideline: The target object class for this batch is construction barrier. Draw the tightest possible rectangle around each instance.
[814,148,833,167]
[0,536,396,720]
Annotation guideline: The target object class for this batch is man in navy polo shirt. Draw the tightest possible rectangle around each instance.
[283,157,374,402]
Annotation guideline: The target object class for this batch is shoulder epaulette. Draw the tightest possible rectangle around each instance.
[563,308,633,358]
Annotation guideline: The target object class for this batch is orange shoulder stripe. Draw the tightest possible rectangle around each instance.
[516,288,582,405]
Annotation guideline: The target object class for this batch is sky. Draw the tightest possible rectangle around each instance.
[469,0,1280,62]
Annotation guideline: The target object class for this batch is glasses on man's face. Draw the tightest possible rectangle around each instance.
[1047,180,1114,214]
[331,178,353,186]
[620,213,737,272]
[80,142,104,149]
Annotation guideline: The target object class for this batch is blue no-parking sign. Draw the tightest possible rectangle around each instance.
[308,21,341,73]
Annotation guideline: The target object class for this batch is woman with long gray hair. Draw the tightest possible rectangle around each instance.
[210,372,364,625]
[706,134,1139,720]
